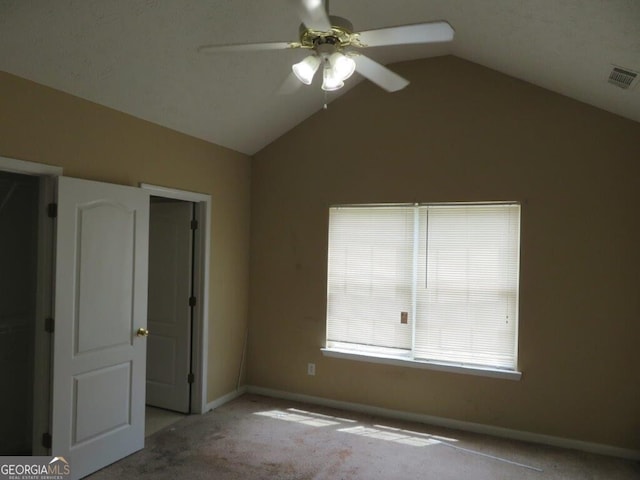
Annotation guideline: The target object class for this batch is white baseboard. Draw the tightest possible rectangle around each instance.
[246,385,640,461]
[205,386,247,412]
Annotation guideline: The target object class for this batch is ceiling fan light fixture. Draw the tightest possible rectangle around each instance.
[303,0,322,9]
[292,54,321,85]
[329,52,356,81]
[321,64,344,91]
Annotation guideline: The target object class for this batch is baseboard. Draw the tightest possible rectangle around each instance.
[246,385,640,461]
[205,386,248,412]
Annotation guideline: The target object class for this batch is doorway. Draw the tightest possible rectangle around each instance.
[0,158,59,457]
[0,171,40,454]
[145,197,195,419]
[143,185,211,436]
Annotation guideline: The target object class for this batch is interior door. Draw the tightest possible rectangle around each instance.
[52,176,149,480]
[146,200,193,413]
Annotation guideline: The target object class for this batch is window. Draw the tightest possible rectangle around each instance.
[325,203,521,374]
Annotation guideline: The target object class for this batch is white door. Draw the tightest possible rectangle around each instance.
[52,176,149,480]
[146,200,193,413]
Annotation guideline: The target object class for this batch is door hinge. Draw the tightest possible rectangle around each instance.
[189,296,197,307]
[45,317,54,333]
[187,373,195,384]
[190,219,198,230]
[42,432,52,449]
[47,203,58,218]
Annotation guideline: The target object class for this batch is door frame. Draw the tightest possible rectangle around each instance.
[141,183,211,414]
[0,156,62,455]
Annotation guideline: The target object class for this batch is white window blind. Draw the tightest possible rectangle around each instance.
[326,203,520,370]
[326,206,414,353]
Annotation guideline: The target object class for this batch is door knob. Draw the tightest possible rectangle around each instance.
[136,327,150,337]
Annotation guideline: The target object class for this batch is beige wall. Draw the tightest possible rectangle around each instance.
[0,71,251,403]
[250,56,640,450]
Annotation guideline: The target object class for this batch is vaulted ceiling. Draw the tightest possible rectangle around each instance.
[1,1,638,155]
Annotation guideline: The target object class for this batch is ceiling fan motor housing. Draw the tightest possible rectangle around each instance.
[299,15,357,49]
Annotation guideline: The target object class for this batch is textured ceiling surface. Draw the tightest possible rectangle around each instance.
[1,0,638,155]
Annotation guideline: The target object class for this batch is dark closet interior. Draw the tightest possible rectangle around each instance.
[0,171,39,454]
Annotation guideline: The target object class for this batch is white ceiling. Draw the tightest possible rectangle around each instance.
[1,1,638,155]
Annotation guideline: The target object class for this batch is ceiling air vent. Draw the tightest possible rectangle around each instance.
[608,66,638,90]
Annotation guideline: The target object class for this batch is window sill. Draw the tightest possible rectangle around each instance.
[321,348,522,381]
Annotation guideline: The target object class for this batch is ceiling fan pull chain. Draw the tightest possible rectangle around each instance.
[323,90,328,109]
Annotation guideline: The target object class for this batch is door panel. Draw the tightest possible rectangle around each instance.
[52,176,149,480]
[74,362,131,443]
[147,336,176,384]
[146,200,192,413]
[76,201,135,353]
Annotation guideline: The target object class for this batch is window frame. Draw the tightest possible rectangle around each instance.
[323,202,523,381]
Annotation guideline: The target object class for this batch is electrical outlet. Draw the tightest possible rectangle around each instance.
[307,363,316,376]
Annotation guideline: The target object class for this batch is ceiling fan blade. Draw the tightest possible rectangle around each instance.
[296,0,332,31]
[197,41,295,54]
[353,55,409,92]
[356,21,454,47]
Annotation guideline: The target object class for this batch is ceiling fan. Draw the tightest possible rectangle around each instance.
[197,0,454,93]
